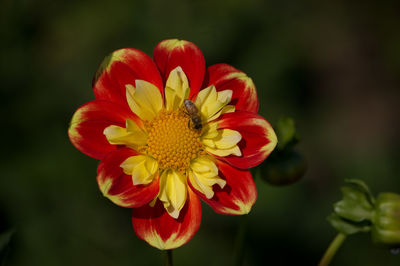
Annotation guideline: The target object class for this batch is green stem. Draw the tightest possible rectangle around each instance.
[318,233,347,266]
[233,214,248,266]
[165,249,173,266]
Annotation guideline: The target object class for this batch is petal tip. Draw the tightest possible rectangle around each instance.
[262,125,278,156]
[157,39,186,51]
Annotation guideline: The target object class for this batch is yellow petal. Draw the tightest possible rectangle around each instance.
[201,122,219,138]
[126,119,143,132]
[213,129,242,149]
[195,85,214,103]
[194,86,233,122]
[103,119,147,147]
[126,80,163,121]
[103,125,132,144]
[159,170,187,219]
[190,157,218,177]
[202,127,242,157]
[201,139,215,148]
[120,155,158,185]
[217,90,233,103]
[189,156,226,199]
[205,145,242,157]
[207,104,235,122]
[165,66,190,111]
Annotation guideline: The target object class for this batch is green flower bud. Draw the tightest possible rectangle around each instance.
[260,116,306,186]
[372,193,400,246]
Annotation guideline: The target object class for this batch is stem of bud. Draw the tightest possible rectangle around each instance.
[319,233,347,266]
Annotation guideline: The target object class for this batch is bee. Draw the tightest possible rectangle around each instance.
[184,99,202,130]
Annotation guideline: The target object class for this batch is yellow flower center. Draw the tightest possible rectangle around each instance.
[144,108,203,172]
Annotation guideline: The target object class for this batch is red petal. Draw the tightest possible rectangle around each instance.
[203,64,259,113]
[153,39,205,99]
[68,100,141,159]
[189,160,256,215]
[215,111,277,169]
[132,188,201,250]
[97,148,159,208]
[93,48,164,107]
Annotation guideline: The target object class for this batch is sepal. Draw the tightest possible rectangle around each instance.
[334,180,374,222]
[275,116,298,150]
[327,213,371,235]
[328,179,374,235]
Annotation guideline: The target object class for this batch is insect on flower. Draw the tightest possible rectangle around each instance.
[184,99,202,130]
[68,39,277,250]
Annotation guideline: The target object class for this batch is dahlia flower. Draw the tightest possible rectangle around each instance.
[68,39,277,249]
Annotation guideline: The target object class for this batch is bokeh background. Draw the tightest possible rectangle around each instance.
[1,0,400,265]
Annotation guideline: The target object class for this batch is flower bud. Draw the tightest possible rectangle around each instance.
[260,116,306,186]
[328,179,374,235]
[276,116,298,150]
[260,149,306,186]
[372,193,400,247]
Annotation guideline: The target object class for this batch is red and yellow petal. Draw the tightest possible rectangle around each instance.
[68,100,141,160]
[203,64,259,113]
[190,160,256,215]
[93,48,164,107]
[214,111,277,169]
[97,148,159,208]
[153,39,205,99]
[132,188,201,250]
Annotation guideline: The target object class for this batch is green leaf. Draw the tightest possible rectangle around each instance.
[328,214,371,235]
[276,116,298,150]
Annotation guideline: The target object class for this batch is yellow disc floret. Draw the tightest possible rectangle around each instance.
[145,108,203,172]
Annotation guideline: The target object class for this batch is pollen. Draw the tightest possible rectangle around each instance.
[145,109,203,172]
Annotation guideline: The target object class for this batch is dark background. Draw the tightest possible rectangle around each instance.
[1,0,400,265]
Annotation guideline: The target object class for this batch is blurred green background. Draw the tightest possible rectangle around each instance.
[1,0,400,265]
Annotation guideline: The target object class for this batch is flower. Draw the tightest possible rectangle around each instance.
[68,39,277,250]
